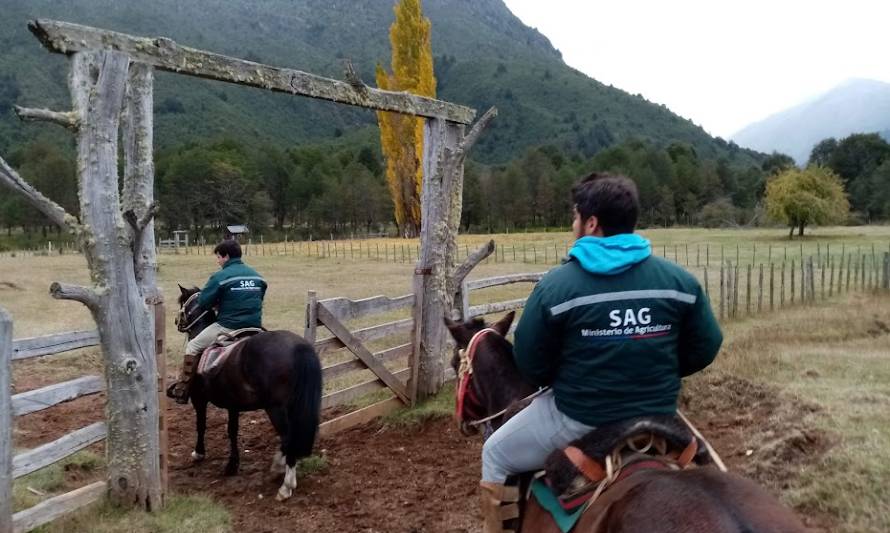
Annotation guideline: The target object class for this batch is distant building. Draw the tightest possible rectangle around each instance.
[224,224,249,242]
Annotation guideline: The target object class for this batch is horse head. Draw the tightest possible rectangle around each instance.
[444,311,536,437]
[176,284,216,339]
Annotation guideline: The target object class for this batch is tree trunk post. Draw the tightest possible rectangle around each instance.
[415,118,462,399]
[0,307,12,533]
[68,50,163,509]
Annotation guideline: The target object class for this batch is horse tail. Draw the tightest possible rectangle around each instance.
[285,340,322,460]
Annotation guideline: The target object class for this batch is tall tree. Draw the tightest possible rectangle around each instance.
[376,0,436,237]
[765,166,849,238]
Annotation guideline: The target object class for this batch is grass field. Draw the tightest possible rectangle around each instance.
[1,226,889,531]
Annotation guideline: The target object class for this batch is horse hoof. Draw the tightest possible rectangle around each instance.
[191,451,205,462]
[276,485,293,501]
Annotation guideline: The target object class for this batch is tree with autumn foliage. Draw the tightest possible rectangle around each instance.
[765,166,849,238]
[376,0,436,237]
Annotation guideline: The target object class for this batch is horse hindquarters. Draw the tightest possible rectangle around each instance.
[530,469,808,533]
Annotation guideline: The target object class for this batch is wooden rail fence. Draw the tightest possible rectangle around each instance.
[0,305,167,533]
[304,291,418,437]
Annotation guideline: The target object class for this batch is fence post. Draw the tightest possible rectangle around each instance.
[154,302,168,500]
[829,257,835,297]
[304,291,318,344]
[746,264,752,316]
[780,263,786,308]
[790,259,796,304]
[0,307,11,533]
[769,263,775,311]
[703,267,709,299]
[719,263,725,320]
[408,271,425,406]
[809,257,816,303]
[758,263,764,312]
[733,264,740,318]
[883,252,890,290]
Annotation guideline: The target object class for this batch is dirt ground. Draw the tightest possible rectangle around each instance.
[13,370,834,533]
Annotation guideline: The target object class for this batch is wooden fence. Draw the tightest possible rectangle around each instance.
[0,305,167,533]
[455,252,890,328]
[305,291,419,437]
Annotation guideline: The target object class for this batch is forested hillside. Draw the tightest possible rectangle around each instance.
[0,0,770,245]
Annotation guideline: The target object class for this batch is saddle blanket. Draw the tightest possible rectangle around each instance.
[531,479,585,533]
[197,339,245,377]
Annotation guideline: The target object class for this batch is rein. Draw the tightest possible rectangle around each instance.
[177,292,211,333]
[455,327,548,429]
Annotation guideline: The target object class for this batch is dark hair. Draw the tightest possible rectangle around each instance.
[213,240,242,259]
[571,172,640,236]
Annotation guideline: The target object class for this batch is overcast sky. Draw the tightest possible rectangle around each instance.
[502,0,890,139]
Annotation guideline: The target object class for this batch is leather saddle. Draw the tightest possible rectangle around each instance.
[197,328,265,377]
[541,414,711,510]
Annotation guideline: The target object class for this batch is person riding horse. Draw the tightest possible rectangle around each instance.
[477,173,723,533]
[167,239,267,404]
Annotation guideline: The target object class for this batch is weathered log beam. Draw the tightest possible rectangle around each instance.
[0,157,79,232]
[13,105,78,129]
[29,19,476,124]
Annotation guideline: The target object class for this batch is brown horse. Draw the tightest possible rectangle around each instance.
[445,311,809,533]
[175,285,322,501]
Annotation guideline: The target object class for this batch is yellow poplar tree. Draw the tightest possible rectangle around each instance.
[376,0,436,237]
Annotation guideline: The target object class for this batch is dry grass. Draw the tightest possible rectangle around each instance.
[687,293,890,533]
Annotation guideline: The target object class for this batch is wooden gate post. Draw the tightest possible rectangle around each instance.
[415,110,495,400]
[0,307,12,533]
[415,118,462,398]
[154,302,167,501]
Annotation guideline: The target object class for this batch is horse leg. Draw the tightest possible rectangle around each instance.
[265,407,288,474]
[224,409,240,476]
[192,398,207,462]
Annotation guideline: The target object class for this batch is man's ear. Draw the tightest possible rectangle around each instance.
[584,215,600,237]
[491,311,516,337]
[444,315,473,347]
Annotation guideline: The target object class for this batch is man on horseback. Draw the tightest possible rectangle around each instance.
[477,173,723,533]
[168,239,267,404]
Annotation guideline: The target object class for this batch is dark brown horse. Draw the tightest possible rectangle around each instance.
[175,285,322,501]
[445,311,808,532]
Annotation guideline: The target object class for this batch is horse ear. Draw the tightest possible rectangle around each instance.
[491,311,516,337]
[444,315,473,348]
[178,284,189,297]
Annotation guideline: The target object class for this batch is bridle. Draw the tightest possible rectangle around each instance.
[455,328,547,432]
[176,292,211,333]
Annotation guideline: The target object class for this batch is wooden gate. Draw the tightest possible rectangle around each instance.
[305,290,421,437]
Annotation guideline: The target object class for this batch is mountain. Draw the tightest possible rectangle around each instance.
[731,79,890,164]
[0,0,761,166]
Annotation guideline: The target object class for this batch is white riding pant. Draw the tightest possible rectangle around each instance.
[482,389,596,483]
[185,322,232,356]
